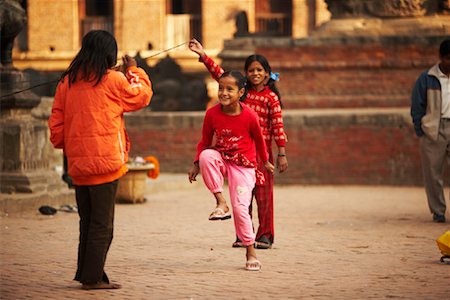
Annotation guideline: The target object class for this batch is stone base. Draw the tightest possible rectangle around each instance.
[0,70,41,109]
[0,185,74,215]
[0,167,75,214]
[0,170,67,193]
[313,16,450,38]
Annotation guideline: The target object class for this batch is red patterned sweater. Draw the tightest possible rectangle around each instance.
[195,102,268,165]
[201,54,287,147]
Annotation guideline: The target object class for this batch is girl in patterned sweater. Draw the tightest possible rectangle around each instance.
[189,38,288,249]
[188,70,274,271]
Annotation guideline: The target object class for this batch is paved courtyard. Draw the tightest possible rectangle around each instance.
[1,175,449,299]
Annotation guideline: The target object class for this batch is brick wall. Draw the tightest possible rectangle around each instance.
[219,36,443,109]
[125,108,448,186]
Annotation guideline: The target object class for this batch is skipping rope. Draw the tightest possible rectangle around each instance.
[0,41,189,100]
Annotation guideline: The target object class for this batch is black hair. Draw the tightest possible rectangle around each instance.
[440,39,450,57]
[61,30,118,87]
[244,54,282,107]
[219,70,248,102]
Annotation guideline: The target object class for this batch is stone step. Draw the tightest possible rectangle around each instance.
[0,173,200,215]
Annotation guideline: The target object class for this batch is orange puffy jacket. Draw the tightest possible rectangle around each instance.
[48,66,153,186]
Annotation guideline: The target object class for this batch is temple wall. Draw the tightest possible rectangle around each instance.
[202,0,255,49]
[219,35,445,109]
[27,0,79,52]
[119,108,447,186]
[114,0,165,52]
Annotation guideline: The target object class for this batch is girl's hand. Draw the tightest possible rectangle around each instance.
[122,54,137,69]
[189,38,205,58]
[264,161,275,174]
[188,163,200,183]
[277,155,288,173]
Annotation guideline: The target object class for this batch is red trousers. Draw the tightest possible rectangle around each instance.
[250,141,275,243]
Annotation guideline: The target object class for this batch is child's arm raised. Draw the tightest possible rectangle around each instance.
[189,38,224,81]
[188,38,205,59]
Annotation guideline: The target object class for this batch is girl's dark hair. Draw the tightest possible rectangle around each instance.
[244,54,282,107]
[61,30,118,86]
[219,70,248,102]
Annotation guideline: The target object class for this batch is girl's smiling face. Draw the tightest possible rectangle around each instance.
[245,61,268,87]
[218,76,245,110]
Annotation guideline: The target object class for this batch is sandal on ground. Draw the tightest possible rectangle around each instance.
[245,259,262,271]
[208,207,231,221]
[255,236,272,249]
[59,204,78,213]
[81,281,122,290]
[232,238,245,248]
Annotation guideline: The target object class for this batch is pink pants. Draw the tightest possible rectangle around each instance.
[199,149,256,246]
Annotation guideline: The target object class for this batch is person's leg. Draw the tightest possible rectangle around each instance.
[74,185,91,282]
[233,188,256,248]
[226,164,261,270]
[227,164,256,247]
[254,144,275,246]
[443,119,450,217]
[199,149,230,217]
[420,125,448,220]
[77,180,118,286]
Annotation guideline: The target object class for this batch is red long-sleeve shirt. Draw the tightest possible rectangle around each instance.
[201,54,287,147]
[195,103,268,165]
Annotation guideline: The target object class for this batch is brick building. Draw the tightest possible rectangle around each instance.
[9,0,450,185]
[13,0,330,71]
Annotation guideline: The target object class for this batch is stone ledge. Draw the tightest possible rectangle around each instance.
[0,173,202,215]
[0,188,74,216]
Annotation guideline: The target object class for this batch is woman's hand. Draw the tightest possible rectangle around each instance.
[188,38,205,58]
[264,161,275,174]
[188,162,200,183]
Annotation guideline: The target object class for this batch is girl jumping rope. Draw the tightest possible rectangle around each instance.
[189,38,288,249]
[49,30,153,290]
[188,70,274,271]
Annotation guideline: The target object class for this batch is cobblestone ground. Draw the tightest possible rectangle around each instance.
[1,182,449,299]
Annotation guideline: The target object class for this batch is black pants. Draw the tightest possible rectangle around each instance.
[74,180,118,284]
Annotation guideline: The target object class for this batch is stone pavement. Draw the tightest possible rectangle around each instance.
[1,174,449,299]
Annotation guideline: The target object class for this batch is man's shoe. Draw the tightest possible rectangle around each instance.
[433,213,446,223]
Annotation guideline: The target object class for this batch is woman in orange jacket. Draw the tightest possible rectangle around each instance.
[48,30,153,290]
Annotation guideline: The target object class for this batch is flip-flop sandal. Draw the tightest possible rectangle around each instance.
[245,259,262,271]
[208,207,231,221]
[232,240,245,248]
[255,241,272,249]
[38,205,57,215]
[59,204,78,213]
[255,236,272,249]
